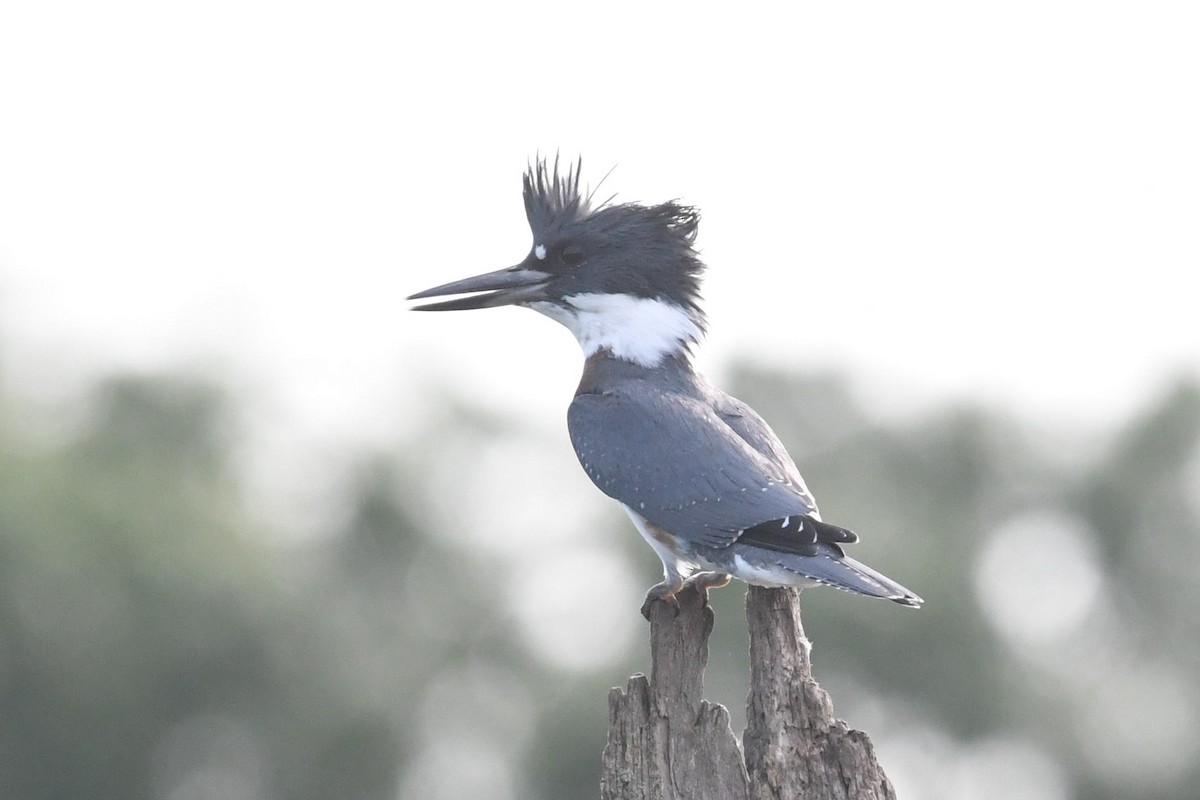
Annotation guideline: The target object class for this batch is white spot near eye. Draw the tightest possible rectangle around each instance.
[534,244,547,260]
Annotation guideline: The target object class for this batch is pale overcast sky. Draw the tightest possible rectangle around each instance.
[2,1,1197,445]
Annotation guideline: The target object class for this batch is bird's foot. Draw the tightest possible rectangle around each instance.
[640,579,685,620]
[640,573,731,619]
[682,571,732,607]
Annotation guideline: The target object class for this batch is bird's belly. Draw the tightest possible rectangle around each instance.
[726,552,820,589]
[621,505,697,580]
[620,505,822,590]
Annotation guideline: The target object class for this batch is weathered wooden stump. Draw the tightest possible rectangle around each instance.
[601,584,896,800]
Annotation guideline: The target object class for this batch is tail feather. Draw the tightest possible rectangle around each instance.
[807,552,924,607]
[729,543,924,607]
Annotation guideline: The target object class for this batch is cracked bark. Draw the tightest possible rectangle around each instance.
[601,584,896,800]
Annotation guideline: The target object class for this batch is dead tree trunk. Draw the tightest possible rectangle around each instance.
[600,583,750,800]
[601,584,896,800]
[742,585,896,800]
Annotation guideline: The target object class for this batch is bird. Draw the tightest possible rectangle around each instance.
[408,157,923,617]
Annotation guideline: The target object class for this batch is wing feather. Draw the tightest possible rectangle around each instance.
[569,386,817,549]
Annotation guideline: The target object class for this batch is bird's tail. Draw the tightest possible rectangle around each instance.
[796,548,924,607]
[816,551,926,606]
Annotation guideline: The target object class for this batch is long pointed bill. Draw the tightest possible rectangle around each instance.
[407,265,552,311]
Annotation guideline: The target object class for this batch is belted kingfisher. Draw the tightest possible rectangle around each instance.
[409,158,923,616]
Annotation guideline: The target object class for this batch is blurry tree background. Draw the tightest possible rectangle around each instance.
[2,356,1198,800]
[3,1,1197,797]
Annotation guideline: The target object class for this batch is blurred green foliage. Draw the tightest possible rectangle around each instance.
[1,364,1197,799]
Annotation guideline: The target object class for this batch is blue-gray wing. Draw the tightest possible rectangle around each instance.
[568,387,818,549]
[709,389,818,510]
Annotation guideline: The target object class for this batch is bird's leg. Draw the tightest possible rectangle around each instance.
[640,557,691,620]
[682,571,732,607]
[640,577,686,620]
[640,571,731,618]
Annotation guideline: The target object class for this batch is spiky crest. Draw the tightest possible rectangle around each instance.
[521,156,708,337]
[523,155,591,241]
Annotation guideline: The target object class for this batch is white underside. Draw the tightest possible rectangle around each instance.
[731,553,819,589]
[528,293,701,367]
[622,506,820,589]
[621,505,696,583]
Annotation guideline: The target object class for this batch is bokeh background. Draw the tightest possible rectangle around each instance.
[2,2,1198,799]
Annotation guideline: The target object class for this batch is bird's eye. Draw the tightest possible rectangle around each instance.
[561,245,585,266]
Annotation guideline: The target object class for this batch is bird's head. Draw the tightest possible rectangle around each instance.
[408,157,707,367]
